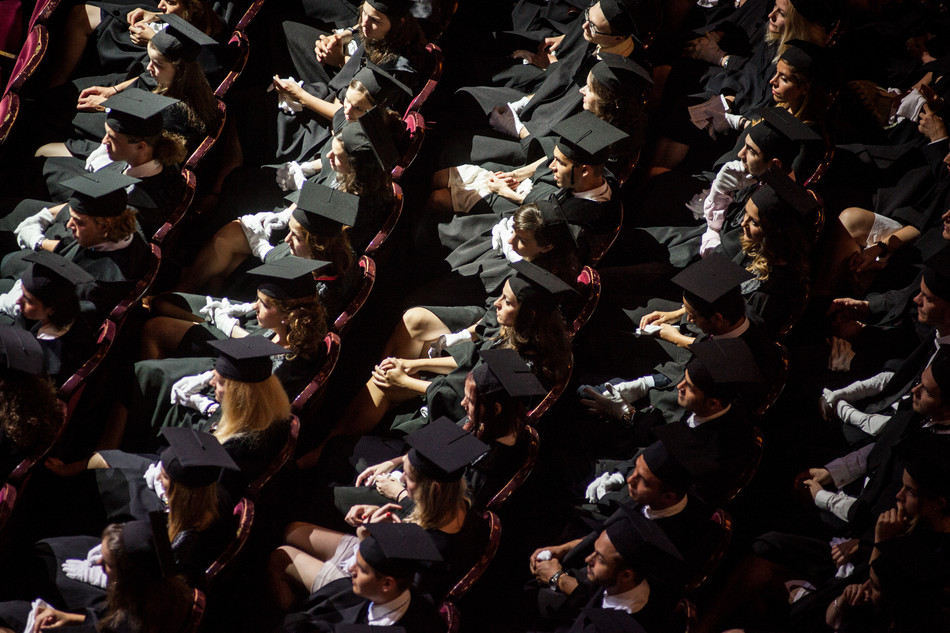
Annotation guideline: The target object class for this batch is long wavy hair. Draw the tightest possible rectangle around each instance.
[272,294,327,360]
[0,371,60,454]
[302,223,355,279]
[404,459,469,531]
[165,477,219,542]
[215,374,290,443]
[497,287,572,387]
[765,1,826,58]
[98,523,192,633]
[740,198,810,285]
[337,115,398,204]
[360,2,426,69]
[151,45,219,136]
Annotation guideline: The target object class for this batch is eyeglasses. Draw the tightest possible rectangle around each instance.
[584,5,612,37]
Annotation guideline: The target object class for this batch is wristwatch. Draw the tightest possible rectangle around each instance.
[548,570,565,592]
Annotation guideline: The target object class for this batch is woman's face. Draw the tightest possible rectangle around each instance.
[100,537,115,579]
[579,72,600,115]
[493,280,521,327]
[18,287,53,323]
[327,136,352,174]
[342,87,374,122]
[770,60,806,106]
[403,458,418,500]
[254,291,284,331]
[146,43,175,86]
[284,216,314,259]
[509,227,553,261]
[359,2,392,41]
[768,0,788,35]
[66,208,107,248]
[461,373,480,423]
[210,369,227,404]
[158,0,183,16]
[741,199,765,243]
[157,464,171,497]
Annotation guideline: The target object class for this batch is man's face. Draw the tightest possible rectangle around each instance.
[627,455,668,507]
[101,122,139,163]
[549,147,577,190]
[683,297,716,334]
[348,551,385,600]
[912,365,944,417]
[941,206,950,241]
[460,373,480,423]
[913,277,950,327]
[582,2,617,46]
[585,531,624,588]
[66,208,106,248]
[738,135,769,177]
[676,370,708,412]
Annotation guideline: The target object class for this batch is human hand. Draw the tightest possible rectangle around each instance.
[828,298,870,320]
[848,246,888,277]
[272,76,306,101]
[15,208,55,251]
[61,558,108,588]
[533,558,563,585]
[77,86,113,111]
[85,543,102,564]
[639,310,680,329]
[128,22,154,46]
[182,393,219,416]
[142,462,167,503]
[199,296,224,321]
[355,460,397,487]
[487,174,515,195]
[374,473,407,500]
[583,471,626,502]
[819,388,843,420]
[126,8,152,25]
[208,300,240,336]
[371,358,413,393]
[252,208,294,239]
[802,478,824,499]
[493,170,520,188]
[711,160,753,195]
[345,504,380,526]
[918,103,947,142]
[275,161,308,191]
[837,580,872,611]
[875,502,909,543]
[684,33,726,65]
[580,387,629,421]
[369,503,403,524]
[0,279,23,318]
[170,370,214,406]
[314,33,346,67]
[32,606,80,633]
[917,82,944,111]
[529,543,570,573]
[491,217,515,252]
[831,538,860,568]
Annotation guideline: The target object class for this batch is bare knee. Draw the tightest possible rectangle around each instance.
[283,521,316,544]
[70,4,101,34]
[35,143,73,158]
[838,207,874,239]
[401,307,443,340]
[426,189,453,213]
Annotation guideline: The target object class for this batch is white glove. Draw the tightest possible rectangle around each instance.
[199,296,234,329]
[610,377,653,403]
[85,543,103,564]
[506,99,527,136]
[251,207,294,240]
[724,112,747,131]
[143,461,167,502]
[223,301,255,317]
[248,228,275,261]
[170,370,214,406]
[585,471,625,503]
[84,143,114,171]
[710,160,754,195]
[897,88,926,123]
[0,279,23,318]
[14,208,56,251]
[209,301,240,336]
[427,329,472,358]
[491,217,515,253]
[182,393,219,416]
[699,227,723,257]
[276,161,308,192]
[819,388,844,421]
[536,550,552,562]
[62,558,108,588]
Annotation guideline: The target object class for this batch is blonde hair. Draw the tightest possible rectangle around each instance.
[214,374,290,442]
[404,459,469,531]
[165,478,219,542]
[766,1,826,58]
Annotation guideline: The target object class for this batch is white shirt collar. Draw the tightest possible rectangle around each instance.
[367,589,411,626]
[601,578,650,614]
[686,403,732,428]
[124,159,162,179]
[643,495,688,519]
[713,317,750,339]
[574,179,611,202]
[88,234,134,252]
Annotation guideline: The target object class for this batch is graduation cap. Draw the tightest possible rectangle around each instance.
[788,0,837,26]
[533,198,578,249]
[473,348,547,399]
[640,439,693,495]
[572,608,647,633]
[590,53,653,97]
[207,336,286,383]
[158,428,239,487]
[103,87,179,137]
[604,507,684,580]
[671,253,753,308]
[291,181,360,236]
[405,416,490,482]
[922,245,950,303]
[872,533,950,607]
[0,324,45,375]
[747,107,821,167]
[247,257,329,301]
[652,422,723,489]
[599,0,639,39]
[898,434,950,501]
[507,260,578,311]
[553,110,628,166]
[62,169,139,218]
[21,251,94,304]
[778,39,829,83]
[340,107,400,172]
[929,347,950,395]
[152,13,217,62]
[334,626,406,633]
[366,0,412,18]
[353,61,413,107]
[359,523,443,579]
[121,512,177,579]
[685,338,760,401]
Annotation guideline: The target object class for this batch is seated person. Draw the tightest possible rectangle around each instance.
[279,523,445,632]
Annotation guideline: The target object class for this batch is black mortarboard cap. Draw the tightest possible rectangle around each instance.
[153,13,217,62]
[507,260,577,310]
[159,428,239,487]
[747,107,821,163]
[685,338,760,398]
[929,347,950,395]
[872,533,950,606]
[291,181,360,235]
[474,348,546,399]
[62,170,138,218]
[789,0,836,26]
[573,608,648,633]
[653,423,723,486]
[405,416,489,482]
[671,253,753,305]
[248,257,329,301]
[758,165,821,217]
[366,0,412,18]
[640,439,693,495]
[604,508,684,579]
[590,53,653,97]
[599,0,638,38]
[553,110,628,165]
[340,107,400,171]
[535,198,578,248]
[103,87,179,137]
[899,434,950,501]
[779,39,828,82]
[353,61,413,107]
[121,512,177,579]
[334,626,406,633]
[359,523,443,578]
[207,336,286,383]
[0,324,45,375]
[923,245,950,303]
[22,251,94,304]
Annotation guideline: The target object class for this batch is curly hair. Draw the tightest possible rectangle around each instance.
[127,130,188,166]
[302,223,355,279]
[497,290,572,387]
[404,458,470,531]
[151,44,219,136]
[165,477,219,542]
[215,374,290,443]
[0,372,60,454]
[272,294,328,360]
[99,523,192,633]
[361,3,427,70]
[740,197,811,286]
[173,0,223,38]
[765,1,826,58]
[93,208,138,242]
